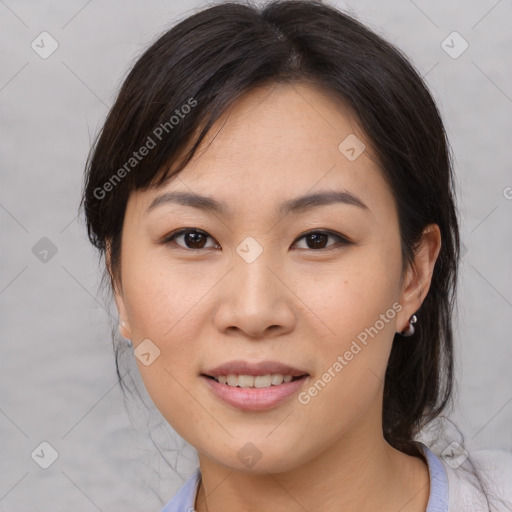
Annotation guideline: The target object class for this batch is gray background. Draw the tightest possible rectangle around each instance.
[1,0,511,510]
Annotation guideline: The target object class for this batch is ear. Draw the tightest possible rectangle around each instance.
[396,224,442,333]
[106,239,132,340]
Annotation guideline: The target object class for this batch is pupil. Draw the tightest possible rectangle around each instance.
[308,233,327,249]
[186,231,205,248]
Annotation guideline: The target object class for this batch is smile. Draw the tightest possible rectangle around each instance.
[207,373,303,388]
[201,373,309,411]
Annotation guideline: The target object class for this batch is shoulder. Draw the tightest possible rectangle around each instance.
[440,446,512,511]
[159,468,201,512]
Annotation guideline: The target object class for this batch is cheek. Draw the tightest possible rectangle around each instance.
[121,259,210,440]
[121,244,218,341]
[293,244,402,406]
[293,244,402,344]
[119,247,212,400]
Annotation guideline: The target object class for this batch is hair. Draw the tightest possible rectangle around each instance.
[80,0,501,508]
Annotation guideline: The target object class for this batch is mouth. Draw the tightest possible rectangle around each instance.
[200,360,310,411]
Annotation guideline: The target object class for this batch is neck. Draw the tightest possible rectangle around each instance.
[194,426,430,512]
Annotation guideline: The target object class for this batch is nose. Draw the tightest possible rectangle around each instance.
[213,250,296,339]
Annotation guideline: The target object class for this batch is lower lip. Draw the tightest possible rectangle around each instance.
[201,375,308,411]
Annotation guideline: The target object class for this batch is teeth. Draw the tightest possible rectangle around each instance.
[254,375,272,388]
[238,375,254,388]
[214,373,299,388]
[226,374,239,386]
[271,374,284,385]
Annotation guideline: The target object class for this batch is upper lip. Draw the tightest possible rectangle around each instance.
[202,360,309,378]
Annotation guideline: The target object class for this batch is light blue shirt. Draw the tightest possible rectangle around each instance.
[160,442,449,512]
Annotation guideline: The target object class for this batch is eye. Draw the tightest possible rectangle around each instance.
[292,230,351,250]
[161,228,351,251]
[162,228,219,250]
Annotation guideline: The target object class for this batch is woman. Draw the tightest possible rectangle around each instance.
[81,1,512,510]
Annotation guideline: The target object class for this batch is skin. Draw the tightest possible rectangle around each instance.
[111,82,441,512]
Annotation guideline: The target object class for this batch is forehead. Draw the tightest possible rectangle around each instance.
[195,82,364,167]
[129,82,393,219]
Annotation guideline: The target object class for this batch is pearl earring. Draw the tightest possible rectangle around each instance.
[399,314,417,337]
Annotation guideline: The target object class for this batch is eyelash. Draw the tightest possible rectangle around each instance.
[160,228,352,252]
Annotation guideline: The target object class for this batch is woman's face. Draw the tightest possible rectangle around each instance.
[113,82,433,473]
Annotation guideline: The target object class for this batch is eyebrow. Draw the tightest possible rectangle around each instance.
[145,189,369,217]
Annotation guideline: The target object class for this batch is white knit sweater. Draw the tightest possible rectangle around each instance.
[441,448,512,511]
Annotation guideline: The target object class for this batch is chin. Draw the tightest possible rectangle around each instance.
[202,439,308,475]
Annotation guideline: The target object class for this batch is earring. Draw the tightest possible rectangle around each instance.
[400,314,417,337]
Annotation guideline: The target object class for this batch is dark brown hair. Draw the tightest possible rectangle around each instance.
[82,0,459,462]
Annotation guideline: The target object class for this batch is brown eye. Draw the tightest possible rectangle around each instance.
[292,230,350,250]
[162,228,350,251]
[163,229,219,250]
